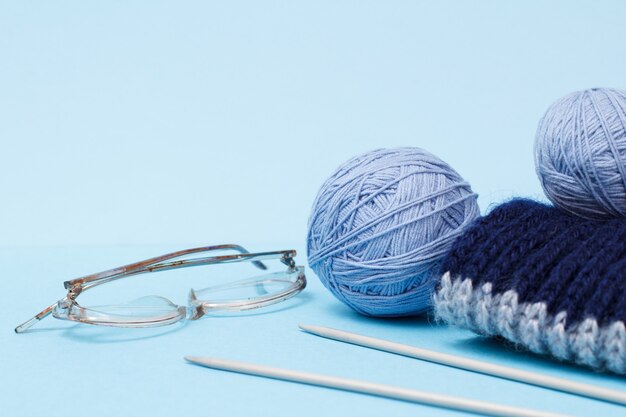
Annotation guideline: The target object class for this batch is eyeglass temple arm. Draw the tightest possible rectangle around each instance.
[74,250,294,293]
[219,245,267,270]
[70,244,268,287]
[182,245,268,270]
[15,300,64,333]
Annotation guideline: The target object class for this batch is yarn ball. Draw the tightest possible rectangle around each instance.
[535,88,626,219]
[307,147,479,317]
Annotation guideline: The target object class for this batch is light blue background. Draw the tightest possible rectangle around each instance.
[2,2,625,416]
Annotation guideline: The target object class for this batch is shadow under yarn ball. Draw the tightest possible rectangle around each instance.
[307,147,479,317]
[535,88,626,219]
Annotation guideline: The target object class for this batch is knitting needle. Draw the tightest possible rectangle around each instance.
[299,324,626,406]
[185,356,571,417]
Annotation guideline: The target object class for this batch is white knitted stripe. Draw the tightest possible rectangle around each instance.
[433,272,626,374]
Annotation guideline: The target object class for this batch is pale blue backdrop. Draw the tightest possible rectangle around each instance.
[4,0,626,247]
[2,2,625,417]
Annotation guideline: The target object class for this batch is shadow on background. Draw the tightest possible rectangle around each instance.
[61,320,189,343]
[323,300,444,330]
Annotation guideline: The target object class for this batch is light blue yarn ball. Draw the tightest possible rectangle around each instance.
[535,88,626,219]
[306,147,479,317]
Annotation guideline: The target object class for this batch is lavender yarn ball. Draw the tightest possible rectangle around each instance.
[535,88,626,219]
[306,147,479,317]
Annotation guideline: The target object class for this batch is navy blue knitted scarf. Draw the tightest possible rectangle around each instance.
[433,199,626,373]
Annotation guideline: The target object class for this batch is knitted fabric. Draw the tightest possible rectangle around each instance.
[433,199,626,373]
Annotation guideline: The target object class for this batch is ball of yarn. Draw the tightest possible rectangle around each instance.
[535,88,626,219]
[306,147,479,317]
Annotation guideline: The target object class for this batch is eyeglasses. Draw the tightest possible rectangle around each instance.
[15,244,306,333]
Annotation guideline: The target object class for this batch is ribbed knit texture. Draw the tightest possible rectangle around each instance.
[433,199,626,373]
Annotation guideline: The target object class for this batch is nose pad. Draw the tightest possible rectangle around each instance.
[187,288,203,320]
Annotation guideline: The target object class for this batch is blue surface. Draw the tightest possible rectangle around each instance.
[2,2,626,416]
[3,244,626,417]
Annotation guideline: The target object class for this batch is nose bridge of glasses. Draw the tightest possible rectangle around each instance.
[187,289,203,320]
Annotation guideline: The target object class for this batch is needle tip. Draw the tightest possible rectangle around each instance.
[298,324,317,333]
[298,324,330,336]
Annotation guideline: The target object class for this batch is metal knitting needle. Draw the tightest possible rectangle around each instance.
[299,324,626,406]
[185,356,571,417]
